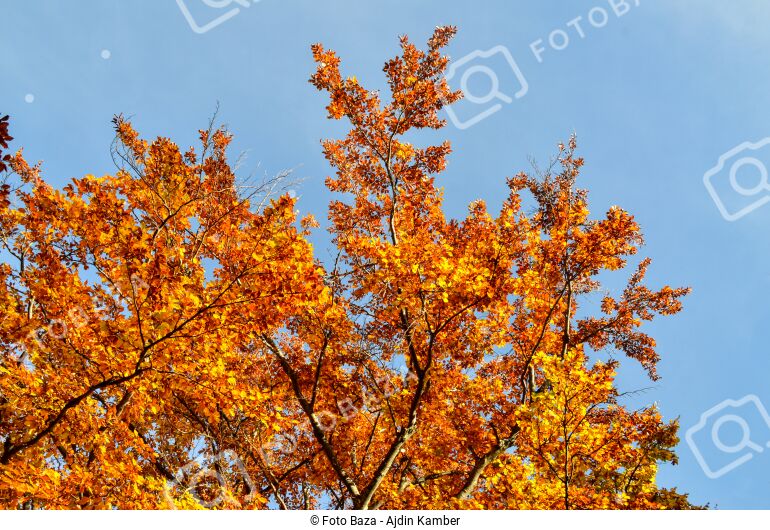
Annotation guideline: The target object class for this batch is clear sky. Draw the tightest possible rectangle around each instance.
[3,0,770,509]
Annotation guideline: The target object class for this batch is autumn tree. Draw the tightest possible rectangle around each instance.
[0,115,12,173]
[0,114,323,508]
[0,28,697,510]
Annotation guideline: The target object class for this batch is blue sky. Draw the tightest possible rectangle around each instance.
[3,0,770,509]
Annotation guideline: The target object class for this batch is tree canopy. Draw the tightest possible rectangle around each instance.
[0,27,696,509]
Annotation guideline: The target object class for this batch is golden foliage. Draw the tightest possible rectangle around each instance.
[0,28,695,510]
